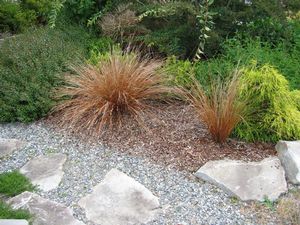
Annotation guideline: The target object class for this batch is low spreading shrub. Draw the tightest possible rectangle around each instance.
[0,171,35,197]
[235,64,300,142]
[54,50,171,134]
[184,71,245,143]
[0,201,32,220]
[0,24,90,122]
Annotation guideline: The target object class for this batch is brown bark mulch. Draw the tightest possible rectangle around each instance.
[47,102,276,172]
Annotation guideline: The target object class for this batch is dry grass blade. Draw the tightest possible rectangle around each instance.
[185,70,245,143]
[53,51,170,135]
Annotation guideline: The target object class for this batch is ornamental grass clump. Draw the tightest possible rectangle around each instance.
[235,64,300,142]
[54,50,170,134]
[186,70,246,143]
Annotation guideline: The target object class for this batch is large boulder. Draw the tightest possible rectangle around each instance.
[20,154,67,191]
[276,141,300,184]
[7,192,84,225]
[78,168,160,225]
[0,138,26,158]
[195,157,287,201]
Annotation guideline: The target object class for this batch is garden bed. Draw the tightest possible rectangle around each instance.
[48,102,276,172]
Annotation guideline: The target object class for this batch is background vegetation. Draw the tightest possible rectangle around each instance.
[0,0,299,143]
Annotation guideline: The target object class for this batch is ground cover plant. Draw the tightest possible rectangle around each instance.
[0,171,34,222]
[0,171,35,197]
[0,201,32,221]
[54,49,171,134]
[0,22,90,122]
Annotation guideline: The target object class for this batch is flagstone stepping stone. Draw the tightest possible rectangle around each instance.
[0,220,28,225]
[195,157,287,201]
[0,138,26,158]
[7,192,84,225]
[276,140,300,184]
[78,168,160,225]
[20,153,67,191]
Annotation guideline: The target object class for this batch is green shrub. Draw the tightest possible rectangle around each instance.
[0,24,90,122]
[291,90,300,110]
[210,0,298,49]
[163,57,194,88]
[221,38,300,90]
[235,64,300,142]
[0,171,35,197]
[0,201,32,220]
[20,0,53,23]
[0,1,36,33]
[87,37,114,65]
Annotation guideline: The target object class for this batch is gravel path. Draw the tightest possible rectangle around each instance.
[0,122,276,225]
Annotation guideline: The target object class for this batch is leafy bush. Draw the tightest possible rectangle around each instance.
[235,64,300,142]
[54,50,171,134]
[0,24,90,122]
[0,1,36,33]
[0,171,34,197]
[87,37,114,65]
[210,0,299,50]
[0,201,32,220]
[163,57,194,88]
[222,38,300,90]
[184,71,245,143]
[20,0,53,23]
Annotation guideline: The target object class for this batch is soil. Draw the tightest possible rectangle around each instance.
[47,102,276,172]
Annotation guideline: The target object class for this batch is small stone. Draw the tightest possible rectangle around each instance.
[195,157,287,201]
[0,138,26,158]
[276,140,300,184]
[20,153,67,191]
[0,220,28,225]
[78,168,160,225]
[7,192,84,225]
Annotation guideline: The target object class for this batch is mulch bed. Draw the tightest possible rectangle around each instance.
[47,102,276,172]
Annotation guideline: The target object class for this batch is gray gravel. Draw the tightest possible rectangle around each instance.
[0,122,276,225]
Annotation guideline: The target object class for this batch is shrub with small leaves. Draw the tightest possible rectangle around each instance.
[235,64,300,142]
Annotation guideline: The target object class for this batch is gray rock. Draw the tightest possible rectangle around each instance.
[0,220,28,225]
[20,154,67,191]
[0,138,26,158]
[276,140,300,184]
[78,168,160,225]
[195,157,287,201]
[7,192,84,225]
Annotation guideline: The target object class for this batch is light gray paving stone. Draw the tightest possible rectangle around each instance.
[0,138,26,158]
[0,220,28,225]
[195,157,288,201]
[7,192,85,225]
[78,168,160,225]
[20,153,67,191]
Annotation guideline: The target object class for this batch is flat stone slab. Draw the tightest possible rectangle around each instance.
[0,220,28,225]
[78,168,160,225]
[7,192,84,225]
[0,138,26,158]
[20,153,67,191]
[195,157,287,201]
[276,140,300,184]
